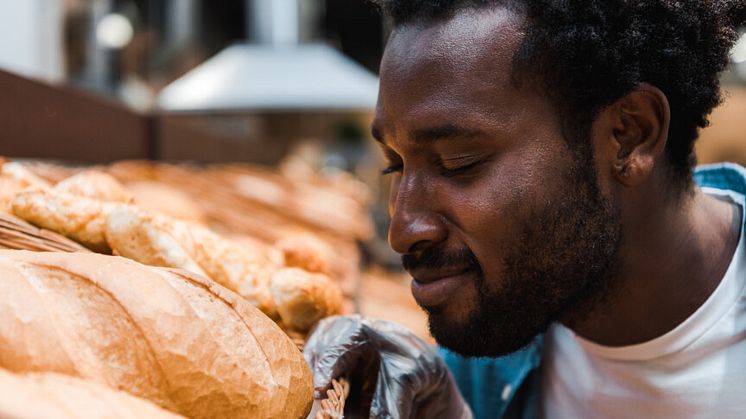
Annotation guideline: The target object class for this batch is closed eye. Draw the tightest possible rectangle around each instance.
[381,163,403,175]
[435,156,489,177]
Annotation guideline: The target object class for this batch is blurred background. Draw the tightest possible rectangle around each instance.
[0,0,745,339]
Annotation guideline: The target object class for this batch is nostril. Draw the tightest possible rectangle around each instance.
[388,213,447,255]
[408,241,431,255]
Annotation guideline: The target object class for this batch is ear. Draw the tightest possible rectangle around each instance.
[601,83,670,186]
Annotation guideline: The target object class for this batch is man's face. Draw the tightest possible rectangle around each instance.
[373,8,623,357]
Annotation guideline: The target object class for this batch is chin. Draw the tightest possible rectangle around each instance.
[425,304,546,358]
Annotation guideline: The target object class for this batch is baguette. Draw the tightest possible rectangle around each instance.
[0,161,51,214]
[105,205,278,317]
[0,250,313,419]
[10,189,114,252]
[126,180,206,223]
[105,206,208,277]
[271,267,344,333]
[275,233,333,276]
[0,368,185,419]
[0,161,51,190]
[55,170,134,203]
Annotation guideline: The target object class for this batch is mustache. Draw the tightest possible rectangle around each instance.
[402,246,481,272]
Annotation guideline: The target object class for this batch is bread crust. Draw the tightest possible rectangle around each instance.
[0,162,51,190]
[105,206,278,317]
[10,189,114,253]
[126,180,206,223]
[0,368,185,419]
[0,250,313,419]
[55,170,134,204]
[275,233,333,276]
[105,206,208,277]
[270,267,344,333]
[0,162,51,214]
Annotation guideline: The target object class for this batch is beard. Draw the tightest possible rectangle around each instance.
[412,149,623,358]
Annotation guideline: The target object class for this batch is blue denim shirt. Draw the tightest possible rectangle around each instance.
[440,163,746,419]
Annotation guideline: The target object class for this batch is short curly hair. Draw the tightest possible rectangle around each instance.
[371,0,746,188]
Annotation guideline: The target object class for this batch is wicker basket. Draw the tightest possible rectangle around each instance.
[0,214,91,253]
[316,378,350,419]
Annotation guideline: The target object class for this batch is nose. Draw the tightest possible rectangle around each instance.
[387,173,447,255]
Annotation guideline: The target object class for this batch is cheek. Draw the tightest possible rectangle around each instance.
[440,150,569,271]
[387,174,402,217]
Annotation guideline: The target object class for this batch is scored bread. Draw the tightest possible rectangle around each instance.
[105,206,208,277]
[105,205,278,317]
[54,170,134,204]
[0,368,185,419]
[0,250,313,419]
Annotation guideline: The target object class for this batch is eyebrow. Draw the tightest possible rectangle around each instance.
[371,123,483,144]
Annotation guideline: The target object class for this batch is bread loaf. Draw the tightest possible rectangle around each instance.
[0,162,51,190]
[0,178,25,214]
[270,268,344,333]
[0,161,51,214]
[105,206,208,277]
[0,250,313,419]
[55,170,134,203]
[10,189,115,252]
[126,180,206,223]
[275,233,333,275]
[105,205,278,317]
[0,368,185,419]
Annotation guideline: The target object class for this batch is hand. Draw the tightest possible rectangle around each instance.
[304,315,472,419]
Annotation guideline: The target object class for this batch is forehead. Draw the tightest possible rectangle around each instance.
[375,7,527,135]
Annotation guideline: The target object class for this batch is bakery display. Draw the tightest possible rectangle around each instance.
[0,250,313,419]
[4,162,348,333]
[0,157,379,418]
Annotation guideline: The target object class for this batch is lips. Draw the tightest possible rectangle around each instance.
[410,266,476,308]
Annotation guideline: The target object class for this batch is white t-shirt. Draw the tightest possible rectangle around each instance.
[541,188,746,419]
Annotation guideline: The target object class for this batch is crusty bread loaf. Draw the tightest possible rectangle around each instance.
[126,180,206,223]
[0,250,313,419]
[0,368,185,419]
[105,205,278,317]
[105,206,208,277]
[55,170,134,203]
[10,189,115,253]
[275,233,333,275]
[0,178,25,214]
[271,268,344,333]
[0,161,51,214]
[182,220,279,317]
[0,162,51,190]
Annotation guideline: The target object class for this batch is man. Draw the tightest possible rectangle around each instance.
[305,1,746,418]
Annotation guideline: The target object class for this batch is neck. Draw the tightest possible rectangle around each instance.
[566,184,741,346]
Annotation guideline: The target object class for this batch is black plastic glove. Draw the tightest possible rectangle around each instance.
[304,315,473,419]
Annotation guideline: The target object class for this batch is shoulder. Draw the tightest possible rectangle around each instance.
[694,163,746,194]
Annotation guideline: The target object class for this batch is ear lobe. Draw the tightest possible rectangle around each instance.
[611,84,670,186]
